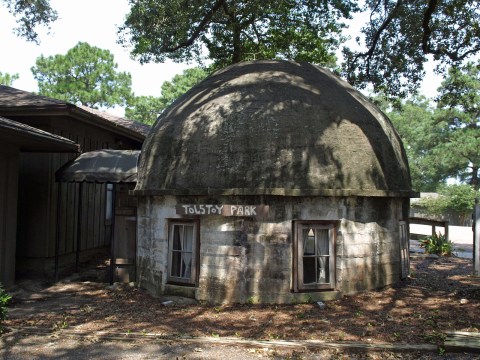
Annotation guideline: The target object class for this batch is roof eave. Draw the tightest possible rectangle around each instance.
[132,188,420,198]
[0,104,146,142]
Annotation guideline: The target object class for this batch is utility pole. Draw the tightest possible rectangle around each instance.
[474,198,480,276]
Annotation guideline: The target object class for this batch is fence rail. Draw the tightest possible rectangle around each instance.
[409,217,449,241]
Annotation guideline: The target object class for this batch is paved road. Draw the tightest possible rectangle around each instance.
[410,224,474,258]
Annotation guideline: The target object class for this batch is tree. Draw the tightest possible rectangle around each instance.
[157,67,209,108]
[125,96,163,125]
[414,184,480,225]
[1,0,58,43]
[382,96,446,191]
[381,61,480,191]
[31,42,133,109]
[343,0,480,98]
[126,67,209,124]
[118,0,357,68]
[434,61,480,189]
[0,72,19,86]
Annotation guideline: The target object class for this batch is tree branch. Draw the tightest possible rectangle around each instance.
[350,0,403,77]
[421,0,438,54]
[163,0,225,52]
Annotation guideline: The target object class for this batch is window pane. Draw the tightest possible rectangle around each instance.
[317,257,330,284]
[317,229,329,256]
[303,228,315,255]
[182,226,193,278]
[303,257,316,284]
[183,226,193,252]
[298,224,334,289]
[171,250,182,277]
[170,224,195,280]
[172,225,182,250]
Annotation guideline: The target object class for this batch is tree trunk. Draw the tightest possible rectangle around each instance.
[470,166,479,191]
[232,28,242,63]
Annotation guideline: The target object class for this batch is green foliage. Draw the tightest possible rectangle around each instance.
[159,67,209,107]
[126,67,209,124]
[0,283,11,331]
[31,42,133,109]
[2,0,58,43]
[415,184,479,224]
[0,72,19,86]
[382,60,480,190]
[344,0,480,98]
[435,61,480,190]
[118,0,358,68]
[125,96,163,125]
[384,95,446,191]
[419,233,454,256]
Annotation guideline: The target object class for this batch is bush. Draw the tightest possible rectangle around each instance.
[415,184,479,224]
[419,233,454,256]
[0,283,11,331]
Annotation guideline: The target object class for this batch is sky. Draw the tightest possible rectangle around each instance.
[0,0,190,116]
[0,0,443,117]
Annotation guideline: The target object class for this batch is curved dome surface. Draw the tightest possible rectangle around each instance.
[136,61,412,197]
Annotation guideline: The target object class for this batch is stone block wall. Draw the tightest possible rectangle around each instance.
[136,195,408,303]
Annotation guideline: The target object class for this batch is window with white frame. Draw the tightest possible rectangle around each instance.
[294,221,336,291]
[167,220,198,285]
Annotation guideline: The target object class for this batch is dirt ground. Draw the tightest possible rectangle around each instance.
[1,255,479,359]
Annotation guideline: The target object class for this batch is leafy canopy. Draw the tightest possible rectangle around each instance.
[344,0,480,97]
[384,96,445,192]
[1,0,58,43]
[118,0,357,68]
[0,72,19,86]
[381,61,480,191]
[126,67,209,124]
[31,42,133,109]
[434,61,480,189]
[5,1,480,99]
[414,184,480,224]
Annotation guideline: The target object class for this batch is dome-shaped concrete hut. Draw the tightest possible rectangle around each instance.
[134,61,417,304]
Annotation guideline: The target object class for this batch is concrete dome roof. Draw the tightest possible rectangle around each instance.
[135,61,413,197]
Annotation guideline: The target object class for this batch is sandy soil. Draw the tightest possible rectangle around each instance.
[1,255,479,359]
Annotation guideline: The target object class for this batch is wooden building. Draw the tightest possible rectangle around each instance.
[0,116,79,286]
[0,85,149,282]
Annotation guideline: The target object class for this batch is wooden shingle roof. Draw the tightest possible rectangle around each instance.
[0,115,79,152]
[0,85,150,140]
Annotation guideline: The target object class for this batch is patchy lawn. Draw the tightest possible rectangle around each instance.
[3,256,479,358]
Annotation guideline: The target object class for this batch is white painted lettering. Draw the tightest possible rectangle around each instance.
[178,204,265,216]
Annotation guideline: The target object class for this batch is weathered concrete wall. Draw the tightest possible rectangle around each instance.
[136,195,407,303]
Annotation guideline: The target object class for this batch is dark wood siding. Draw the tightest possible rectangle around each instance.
[0,143,19,286]
[15,115,143,275]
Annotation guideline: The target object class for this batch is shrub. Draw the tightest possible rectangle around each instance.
[419,233,454,256]
[0,283,11,331]
[415,184,479,224]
